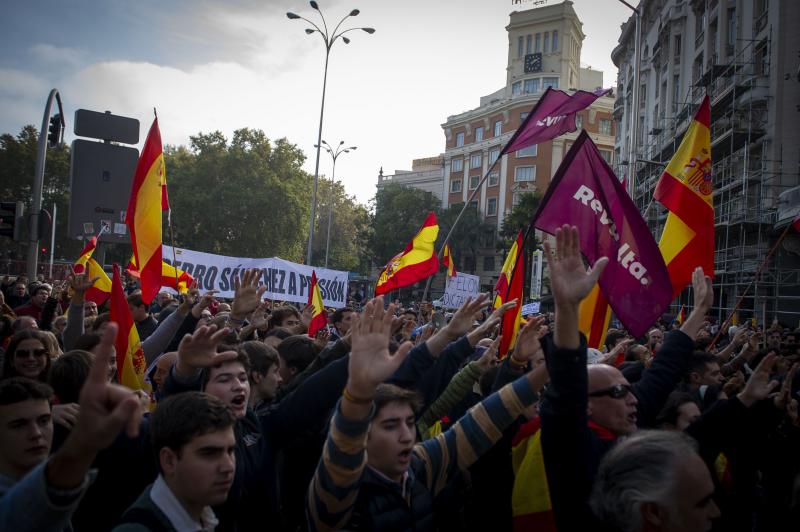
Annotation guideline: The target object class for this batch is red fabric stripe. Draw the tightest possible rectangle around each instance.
[654,174,713,232]
[588,290,610,347]
[666,235,715,297]
[512,417,541,447]
[375,256,439,295]
[84,286,111,306]
[512,511,557,532]
[695,96,710,128]
[308,313,328,338]
[401,212,438,254]
[139,252,163,305]
[110,264,135,381]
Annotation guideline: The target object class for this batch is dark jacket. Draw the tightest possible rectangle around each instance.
[135,315,159,341]
[113,485,176,532]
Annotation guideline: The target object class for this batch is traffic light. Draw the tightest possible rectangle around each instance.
[47,114,63,148]
[0,201,24,241]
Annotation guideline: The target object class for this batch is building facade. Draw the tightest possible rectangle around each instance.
[440,1,616,290]
[375,156,445,201]
[612,0,800,324]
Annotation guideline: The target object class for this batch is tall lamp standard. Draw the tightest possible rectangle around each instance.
[316,140,357,269]
[287,2,374,266]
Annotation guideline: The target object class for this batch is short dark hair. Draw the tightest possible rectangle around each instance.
[624,343,645,362]
[92,313,111,332]
[656,391,698,427]
[3,330,53,381]
[331,307,354,325]
[263,327,292,341]
[269,307,301,330]
[0,377,53,406]
[200,348,251,390]
[150,392,235,474]
[604,330,627,351]
[240,341,279,379]
[73,333,102,352]
[126,291,147,309]
[48,350,93,404]
[687,351,718,379]
[373,383,423,416]
[276,335,320,376]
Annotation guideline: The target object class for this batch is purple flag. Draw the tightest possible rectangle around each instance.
[532,131,671,337]
[501,87,611,156]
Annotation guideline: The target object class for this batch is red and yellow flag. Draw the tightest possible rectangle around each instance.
[126,117,169,305]
[676,304,687,325]
[511,417,556,532]
[109,264,151,394]
[655,96,714,297]
[375,212,440,295]
[73,236,112,305]
[494,230,524,358]
[579,283,612,350]
[307,271,328,338]
[127,255,194,294]
[442,244,457,278]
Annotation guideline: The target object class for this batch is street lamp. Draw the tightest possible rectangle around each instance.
[317,140,357,269]
[287,2,374,266]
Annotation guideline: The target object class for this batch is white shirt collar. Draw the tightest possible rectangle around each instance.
[150,475,219,532]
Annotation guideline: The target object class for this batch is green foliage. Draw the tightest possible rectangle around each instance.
[437,203,496,274]
[499,191,541,249]
[165,129,312,261]
[0,125,80,262]
[369,183,441,266]
[312,178,373,274]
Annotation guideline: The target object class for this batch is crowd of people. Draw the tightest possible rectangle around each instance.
[0,225,799,531]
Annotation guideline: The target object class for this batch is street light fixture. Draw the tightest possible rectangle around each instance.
[287,2,374,266]
[316,140,357,268]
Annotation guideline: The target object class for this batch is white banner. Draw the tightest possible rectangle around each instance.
[161,246,349,308]
[521,301,541,316]
[441,272,480,310]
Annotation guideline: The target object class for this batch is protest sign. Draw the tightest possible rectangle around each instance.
[521,302,541,316]
[441,272,480,309]
[161,246,349,308]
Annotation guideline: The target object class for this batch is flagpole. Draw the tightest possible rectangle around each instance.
[709,221,794,349]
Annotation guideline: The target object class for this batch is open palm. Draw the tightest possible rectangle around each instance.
[544,225,608,306]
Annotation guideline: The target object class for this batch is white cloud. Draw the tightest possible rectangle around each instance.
[29,43,88,66]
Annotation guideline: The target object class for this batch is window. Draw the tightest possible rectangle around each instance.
[599,119,612,136]
[488,171,499,186]
[523,78,540,94]
[576,113,583,129]
[599,149,613,164]
[672,75,680,110]
[463,255,476,271]
[518,36,524,58]
[727,8,736,48]
[514,166,536,182]
[535,33,541,53]
[483,256,495,271]
[543,77,559,89]
[450,179,462,193]
[552,30,558,51]
[494,121,502,136]
[673,35,681,58]
[516,145,537,157]
[544,32,549,53]
[489,148,500,164]
[512,82,522,96]
[520,112,529,122]
[470,153,482,169]
[526,34,532,54]
[451,158,463,172]
[469,175,480,189]
[456,132,464,147]
[487,198,497,216]
[475,126,483,142]
[469,200,479,211]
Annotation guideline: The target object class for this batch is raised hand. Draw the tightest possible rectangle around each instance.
[737,352,780,407]
[68,271,100,303]
[691,267,713,311]
[346,297,413,400]
[191,290,218,319]
[513,315,546,363]
[774,362,798,411]
[443,293,491,339]
[314,328,331,348]
[52,403,80,429]
[475,336,501,373]
[175,325,239,378]
[231,269,267,320]
[468,299,517,346]
[544,225,608,307]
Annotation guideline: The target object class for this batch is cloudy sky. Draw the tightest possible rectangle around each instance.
[1,0,632,205]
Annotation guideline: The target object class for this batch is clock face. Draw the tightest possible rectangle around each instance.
[524,53,542,73]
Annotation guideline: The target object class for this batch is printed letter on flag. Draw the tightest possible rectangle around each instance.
[532,131,672,338]
[126,117,169,305]
[375,212,440,295]
[500,87,611,156]
[494,230,524,358]
[307,271,328,338]
[109,264,151,395]
[655,95,714,297]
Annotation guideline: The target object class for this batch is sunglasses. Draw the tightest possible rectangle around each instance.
[16,348,48,359]
[588,383,633,399]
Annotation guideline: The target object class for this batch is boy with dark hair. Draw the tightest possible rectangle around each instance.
[241,341,282,413]
[276,335,320,385]
[330,307,354,341]
[127,292,158,341]
[114,392,236,531]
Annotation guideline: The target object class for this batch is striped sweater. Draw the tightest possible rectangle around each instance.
[307,375,538,531]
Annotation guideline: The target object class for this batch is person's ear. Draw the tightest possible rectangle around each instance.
[641,501,665,527]
[160,447,179,477]
[250,371,262,385]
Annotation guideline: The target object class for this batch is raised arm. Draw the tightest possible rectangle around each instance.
[62,273,99,350]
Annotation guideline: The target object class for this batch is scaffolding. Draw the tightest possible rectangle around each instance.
[632,27,800,326]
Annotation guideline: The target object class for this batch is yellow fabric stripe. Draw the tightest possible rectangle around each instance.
[663,120,711,206]
[397,225,439,267]
[132,155,165,266]
[658,212,696,264]
[512,430,552,515]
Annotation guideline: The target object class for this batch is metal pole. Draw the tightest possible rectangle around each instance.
[48,203,56,279]
[28,89,62,280]
[628,8,642,198]
[324,157,337,269]
[307,49,330,266]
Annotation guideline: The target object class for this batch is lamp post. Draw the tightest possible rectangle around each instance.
[287,2,374,266]
[317,140,357,269]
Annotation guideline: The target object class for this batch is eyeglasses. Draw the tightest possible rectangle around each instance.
[16,348,48,359]
[588,383,633,399]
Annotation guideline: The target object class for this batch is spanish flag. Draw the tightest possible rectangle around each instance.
[676,304,687,325]
[126,117,169,305]
[579,284,612,349]
[494,230,524,358]
[655,96,714,297]
[109,264,151,394]
[375,212,440,296]
[127,254,194,294]
[511,417,556,531]
[442,244,457,278]
[307,271,327,338]
[73,236,112,305]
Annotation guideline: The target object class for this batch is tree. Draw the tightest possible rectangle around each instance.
[369,183,441,266]
[499,190,541,250]
[437,203,495,275]
[165,129,312,261]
